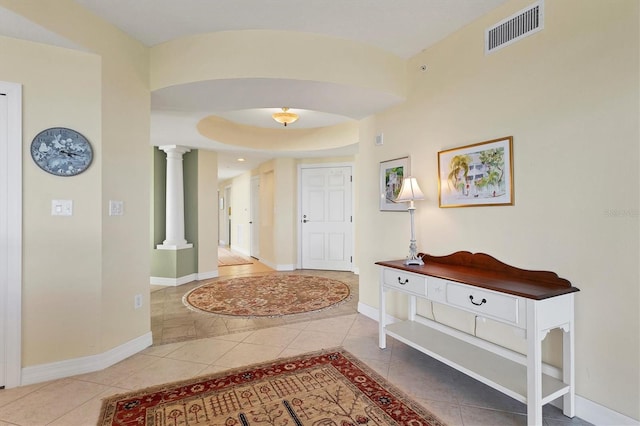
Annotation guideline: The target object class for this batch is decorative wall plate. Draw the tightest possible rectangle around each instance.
[30,127,93,176]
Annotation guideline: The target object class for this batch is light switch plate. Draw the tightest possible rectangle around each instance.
[51,200,73,216]
[109,200,124,216]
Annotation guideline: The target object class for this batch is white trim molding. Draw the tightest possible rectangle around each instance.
[150,270,218,286]
[197,270,218,281]
[357,301,639,425]
[257,258,295,272]
[1,81,22,388]
[150,274,197,286]
[575,396,639,426]
[21,332,152,386]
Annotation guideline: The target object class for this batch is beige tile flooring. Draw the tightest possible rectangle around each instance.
[151,264,359,346]
[0,263,591,426]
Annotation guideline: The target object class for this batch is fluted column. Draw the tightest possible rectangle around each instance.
[157,145,193,250]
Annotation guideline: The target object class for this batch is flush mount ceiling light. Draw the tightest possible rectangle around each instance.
[272,107,299,127]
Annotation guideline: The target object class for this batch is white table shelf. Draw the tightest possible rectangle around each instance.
[385,320,570,405]
[377,252,579,426]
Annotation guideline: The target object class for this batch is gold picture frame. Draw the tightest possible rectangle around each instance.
[438,136,514,208]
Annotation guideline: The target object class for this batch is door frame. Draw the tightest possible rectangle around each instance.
[224,185,232,247]
[1,81,22,388]
[249,175,260,259]
[297,162,354,270]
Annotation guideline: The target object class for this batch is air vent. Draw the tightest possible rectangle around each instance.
[485,0,544,54]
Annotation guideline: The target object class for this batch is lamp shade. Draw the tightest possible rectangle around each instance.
[395,177,425,202]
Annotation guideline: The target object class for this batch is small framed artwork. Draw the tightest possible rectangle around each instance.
[379,156,410,211]
[438,136,514,208]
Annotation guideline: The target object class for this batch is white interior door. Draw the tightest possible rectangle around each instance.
[250,176,260,258]
[300,166,352,271]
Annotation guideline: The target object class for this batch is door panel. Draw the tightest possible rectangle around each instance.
[301,166,352,271]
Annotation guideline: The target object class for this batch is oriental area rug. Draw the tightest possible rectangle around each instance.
[183,275,351,317]
[98,348,446,426]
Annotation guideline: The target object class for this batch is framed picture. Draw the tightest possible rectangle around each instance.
[379,156,410,211]
[438,136,514,208]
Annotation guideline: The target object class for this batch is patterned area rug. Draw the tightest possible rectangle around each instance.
[218,247,254,266]
[183,275,351,317]
[98,348,446,426]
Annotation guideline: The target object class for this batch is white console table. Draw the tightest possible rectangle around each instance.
[377,252,579,426]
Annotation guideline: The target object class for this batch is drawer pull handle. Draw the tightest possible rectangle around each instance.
[469,295,487,306]
[397,277,409,285]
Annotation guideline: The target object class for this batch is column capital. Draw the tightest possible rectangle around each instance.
[159,145,191,155]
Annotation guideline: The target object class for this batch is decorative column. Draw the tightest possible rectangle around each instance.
[157,145,193,250]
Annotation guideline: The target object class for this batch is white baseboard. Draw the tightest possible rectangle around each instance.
[259,258,295,271]
[21,332,152,386]
[230,247,251,257]
[275,264,296,271]
[575,395,639,425]
[357,301,398,325]
[356,301,638,425]
[197,270,218,280]
[150,273,197,286]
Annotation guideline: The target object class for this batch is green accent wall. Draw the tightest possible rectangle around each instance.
[152,148,166,247]
[151,147,199,279]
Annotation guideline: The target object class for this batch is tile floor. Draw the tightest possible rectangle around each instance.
[0,263,591,426]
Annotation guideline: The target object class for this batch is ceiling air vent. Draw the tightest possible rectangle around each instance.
[485,0,544,54]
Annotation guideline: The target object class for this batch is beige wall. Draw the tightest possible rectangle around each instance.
[273,158,297,266]
[0,0,151,364]
[150,30,406,98]
[253,158,298,269]
[1,36,103,364]
[197,150,219,275]
[356,0,639,419]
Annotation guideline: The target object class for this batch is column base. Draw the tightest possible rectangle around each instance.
[156,243,193,250]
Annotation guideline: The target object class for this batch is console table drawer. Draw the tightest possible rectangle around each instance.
[446,282,520,325]
[382,268,426,295]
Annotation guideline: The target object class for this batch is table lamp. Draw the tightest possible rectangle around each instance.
[394,176,425,265]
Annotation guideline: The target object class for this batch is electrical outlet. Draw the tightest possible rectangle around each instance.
[134,294,143,309]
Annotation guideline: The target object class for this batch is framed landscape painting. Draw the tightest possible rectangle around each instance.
[379,156,409,211]
[438,136,514,208]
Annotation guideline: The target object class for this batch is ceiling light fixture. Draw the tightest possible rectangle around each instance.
[272,107,299,127]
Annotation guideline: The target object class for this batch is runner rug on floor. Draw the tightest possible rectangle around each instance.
[183,274,350,317]
[98,347,446,426]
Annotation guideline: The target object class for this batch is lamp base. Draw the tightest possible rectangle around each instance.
[404,257,424,266]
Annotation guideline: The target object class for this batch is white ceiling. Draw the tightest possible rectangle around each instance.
[1,0,508,179]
